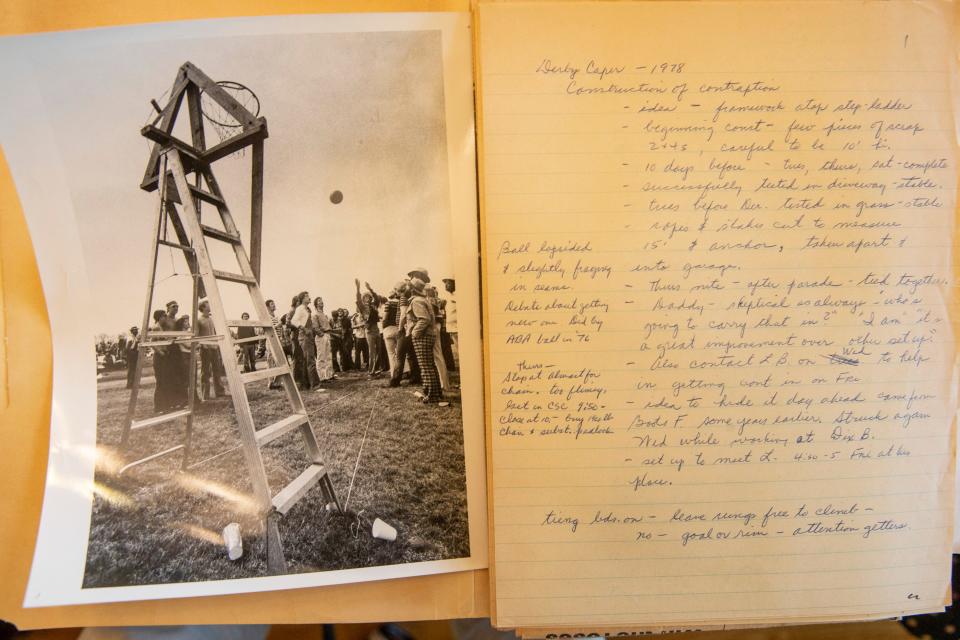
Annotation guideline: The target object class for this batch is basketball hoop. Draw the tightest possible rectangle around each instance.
[200,80,261,157]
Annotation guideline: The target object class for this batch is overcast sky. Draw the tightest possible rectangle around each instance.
[30,29,456,336]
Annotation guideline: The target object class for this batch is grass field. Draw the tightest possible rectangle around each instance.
[83,362,469,588]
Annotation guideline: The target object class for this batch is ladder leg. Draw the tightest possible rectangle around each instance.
[265,511,288,574]
[121,351,147,448]
[181,272,201,470]
[322,475,342,512]
[123,158,169,446]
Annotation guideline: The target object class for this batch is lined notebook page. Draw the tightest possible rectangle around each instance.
[477,0,957,628]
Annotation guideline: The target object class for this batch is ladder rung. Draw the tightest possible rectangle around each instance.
[141,125,205,164]
[118,444,185,476]
[213,269,257,285]
[232,335,264,345]
[229,318,273,328]
[140,335,223,348]
[188,184,225,207]
[140,340,178,348]
[131,408,192,431]
[256,413,309,446]
[147,330,193,338]
[272,464,327,515]
[241,366,289,384]
[158,238,194,252]
[201,225,241,244]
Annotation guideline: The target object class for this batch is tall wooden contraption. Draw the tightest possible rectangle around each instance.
[121,61,339,573]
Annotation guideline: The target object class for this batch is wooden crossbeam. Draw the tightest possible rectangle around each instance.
[141,125,204,160]
[202,119,269,163]
[140,120,268,192]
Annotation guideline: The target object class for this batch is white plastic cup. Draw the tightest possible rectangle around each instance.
[223,522,243,560]
[371,518,397,542]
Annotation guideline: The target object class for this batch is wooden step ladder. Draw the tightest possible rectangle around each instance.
[121,148,340,574]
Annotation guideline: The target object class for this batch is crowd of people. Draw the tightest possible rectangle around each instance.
[105,268,459,412]
[96,331,138,373]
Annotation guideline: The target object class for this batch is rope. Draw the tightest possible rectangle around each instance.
[343,389,380,512]
[166,246,178,277]
[187,443,242,471]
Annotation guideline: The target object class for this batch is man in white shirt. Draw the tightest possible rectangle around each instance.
[442,277,458,371]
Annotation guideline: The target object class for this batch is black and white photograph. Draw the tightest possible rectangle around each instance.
[0,12,485,605]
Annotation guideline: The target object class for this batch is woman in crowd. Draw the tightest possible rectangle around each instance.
[312,296,336,383]
[329,309,343,373]
[355,279,382,376]
[336,309,354,370]
[350,310,367,371]
[279,315,293,364]
[236,312,257,373]
[291,291,319,389]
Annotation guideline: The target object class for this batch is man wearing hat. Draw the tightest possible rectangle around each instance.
[406,276,442,402]
[125,326,140,389]
[407,267,431,283]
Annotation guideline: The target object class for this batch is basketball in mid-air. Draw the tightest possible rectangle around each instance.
[330,190,343,204]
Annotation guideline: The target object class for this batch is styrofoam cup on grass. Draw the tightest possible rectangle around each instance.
[371,518,397,541]
[223,522,243,560]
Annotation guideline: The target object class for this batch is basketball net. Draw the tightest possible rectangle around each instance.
[200,81,261,159]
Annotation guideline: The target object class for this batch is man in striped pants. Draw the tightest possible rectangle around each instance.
[407,277,442,402]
